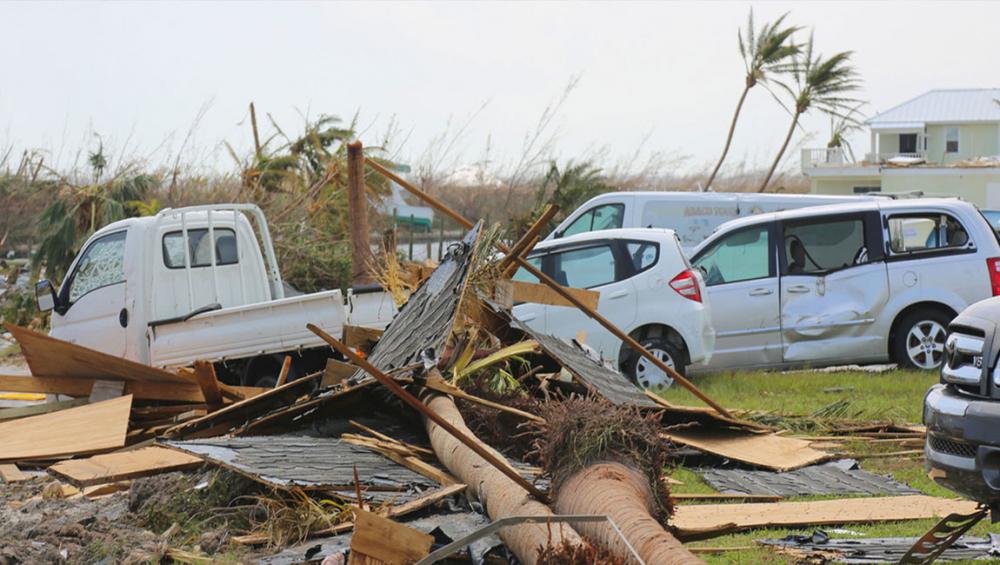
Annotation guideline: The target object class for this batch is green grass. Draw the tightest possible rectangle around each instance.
[659,368,1000,564]
[662,368,938,423]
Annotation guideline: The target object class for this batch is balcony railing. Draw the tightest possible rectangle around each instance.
[802,148,928,172]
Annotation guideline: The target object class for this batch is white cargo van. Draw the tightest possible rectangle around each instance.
[547,192,880,250]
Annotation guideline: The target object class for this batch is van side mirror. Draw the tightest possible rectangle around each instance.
[35,280,58,313]
[553,230,563,239]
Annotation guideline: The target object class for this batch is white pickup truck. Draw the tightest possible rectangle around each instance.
[34,204,397,387]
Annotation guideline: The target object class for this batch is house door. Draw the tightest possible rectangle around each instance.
[899,133,918,154]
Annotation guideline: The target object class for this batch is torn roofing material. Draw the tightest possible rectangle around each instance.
[511,319,657,407]
[697,459,920,497]
[758,532,1000,563]
[351,221,482,382]
[165,434,438,502]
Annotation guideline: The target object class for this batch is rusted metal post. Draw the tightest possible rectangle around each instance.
[347,141,373,285]
[307,324,548,501]
[363,158,733,418]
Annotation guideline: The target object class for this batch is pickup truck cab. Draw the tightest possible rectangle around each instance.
[512,228,714,390]
[35,204,396,386]
[688,198,1000,372]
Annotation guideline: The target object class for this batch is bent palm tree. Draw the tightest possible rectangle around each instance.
[758,34,861,192]
[704,10,800,190]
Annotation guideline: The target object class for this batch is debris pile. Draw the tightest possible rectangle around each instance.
[0,178,983,563]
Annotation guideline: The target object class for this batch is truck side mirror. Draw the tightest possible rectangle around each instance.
[35,279,57,313]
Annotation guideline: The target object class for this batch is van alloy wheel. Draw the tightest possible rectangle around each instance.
[906,320,947,370]
[634,348,676,392]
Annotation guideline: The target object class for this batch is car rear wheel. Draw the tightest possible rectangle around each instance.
[623,337,685,392]
[893,310,950,370]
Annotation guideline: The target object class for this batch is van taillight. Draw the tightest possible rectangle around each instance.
[670,269,702,303]
[988,258,1000,296]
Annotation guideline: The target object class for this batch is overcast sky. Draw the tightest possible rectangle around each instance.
[1,1,998,178]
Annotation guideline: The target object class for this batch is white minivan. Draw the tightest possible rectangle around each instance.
[512,228,713,390]
[688,198,1000,372]
[547,191,880,250]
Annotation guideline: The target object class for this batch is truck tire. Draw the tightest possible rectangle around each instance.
[893,309,951,370]
[242,355,301,388]
[622,337,686,392]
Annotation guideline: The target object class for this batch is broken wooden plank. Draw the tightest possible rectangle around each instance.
[322,358,356,388]
[661,428,830,471]
[275,355,293,388]
[672,495,980,535]
[48,446,203,486]
[349,420,435,458]
[88,379,125,403]
[494,279,600,311]
[4,323,193,384]
[342,436,459,487]
[0,398,89,421]
[82,481,131,498]
[349,508,433,565]
[344,325,384,351]
[0,395,132,462]
[192,361,224,408]
[0,373,206,402]
[672,493,783,502]
[0,464,29,483]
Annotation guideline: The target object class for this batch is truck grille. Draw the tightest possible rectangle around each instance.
[929,435,978,458]
[942,325,985,393]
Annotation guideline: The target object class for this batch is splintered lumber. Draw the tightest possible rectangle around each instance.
[348,508,433,565]
[498,203,559,277]
[343,325,384,350]
[341,435,459,487]
[0,395,132,462]
[349,420,435,458]
[4,323,193,384]
[192,361,224,408]
[555,462,705,564]
[424,393,584,564]
[0,464,29,483]
[275,355,293,388]
[48,446,203,486]
[0,398,89,421]
[323,358,356,388]
[671,495,980,535]
[0,373,206,402]
[661,428,829,471]
[308,325,546,501]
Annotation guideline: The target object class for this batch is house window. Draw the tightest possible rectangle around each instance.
[946,127,960,153]
[899,133,917,154]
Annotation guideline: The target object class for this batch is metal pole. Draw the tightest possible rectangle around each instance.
[408,214,414,261]
[437,216,444,261]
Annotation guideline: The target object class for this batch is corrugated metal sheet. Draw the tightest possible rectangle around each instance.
[868,89,1000,127]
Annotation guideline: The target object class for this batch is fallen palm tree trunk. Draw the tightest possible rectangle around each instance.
[538,397,704,565]
[423,393,586,564]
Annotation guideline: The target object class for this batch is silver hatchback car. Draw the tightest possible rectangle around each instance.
[687,198,1000,372]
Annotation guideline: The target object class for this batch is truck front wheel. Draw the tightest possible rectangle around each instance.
[242,355,301,388]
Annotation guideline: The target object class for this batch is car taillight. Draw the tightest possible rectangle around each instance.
[669,269,702,303]
[988,257,1000,296]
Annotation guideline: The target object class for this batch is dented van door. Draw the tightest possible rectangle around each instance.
[778,213,889,364]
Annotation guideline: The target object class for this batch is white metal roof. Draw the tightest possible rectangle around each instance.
[867,89,1000,128]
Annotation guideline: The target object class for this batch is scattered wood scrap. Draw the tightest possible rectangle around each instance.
[349,508,433,565]
[0,464,29,483]
[672,495,980,536]
[0,398,89,421]
[493,279,600,310]
[48,446,203,486]
[0,395,132,462]
[661,428,830,471]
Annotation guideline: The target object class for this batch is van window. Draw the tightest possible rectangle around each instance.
[551,245,617,288]
[163,228,238,269]
[511,256,542,284]
[561,204,624,237]
[693,226,771,286]
[887,213,970,254]
[67,231,127,303]
[783,218,867,275]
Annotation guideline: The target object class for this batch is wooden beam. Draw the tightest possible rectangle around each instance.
[0,373,205,402]
[348,141,374,285]
[494,279,600,311]
[48,446,203,487]
[0,398,89,421]
[275,355,293,388]
[497,203,559,276]
[192,361,224,408]
[364,160,732,418]
[307,324,548,502]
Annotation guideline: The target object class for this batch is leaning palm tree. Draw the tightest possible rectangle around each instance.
[758,34,862,192]
[704,10,800,190]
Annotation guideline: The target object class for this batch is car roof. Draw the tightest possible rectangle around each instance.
[533,227,677,250]
[706,197,971,233]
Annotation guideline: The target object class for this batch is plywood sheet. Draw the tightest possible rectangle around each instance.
[349,509,433,565]
[48,446,203,486]
[5,323,192,384]
[661,428,829,471]
[672,495,979,534]
[0,395,132,461]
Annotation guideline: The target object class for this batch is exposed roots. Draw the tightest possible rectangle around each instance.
[536,396,673,519]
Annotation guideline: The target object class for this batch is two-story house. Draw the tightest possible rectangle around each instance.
[802,88,1000,208]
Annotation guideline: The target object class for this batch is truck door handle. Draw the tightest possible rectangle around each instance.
[786,285,811,294]
[749,288,773,296]
[607,290,629,300]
